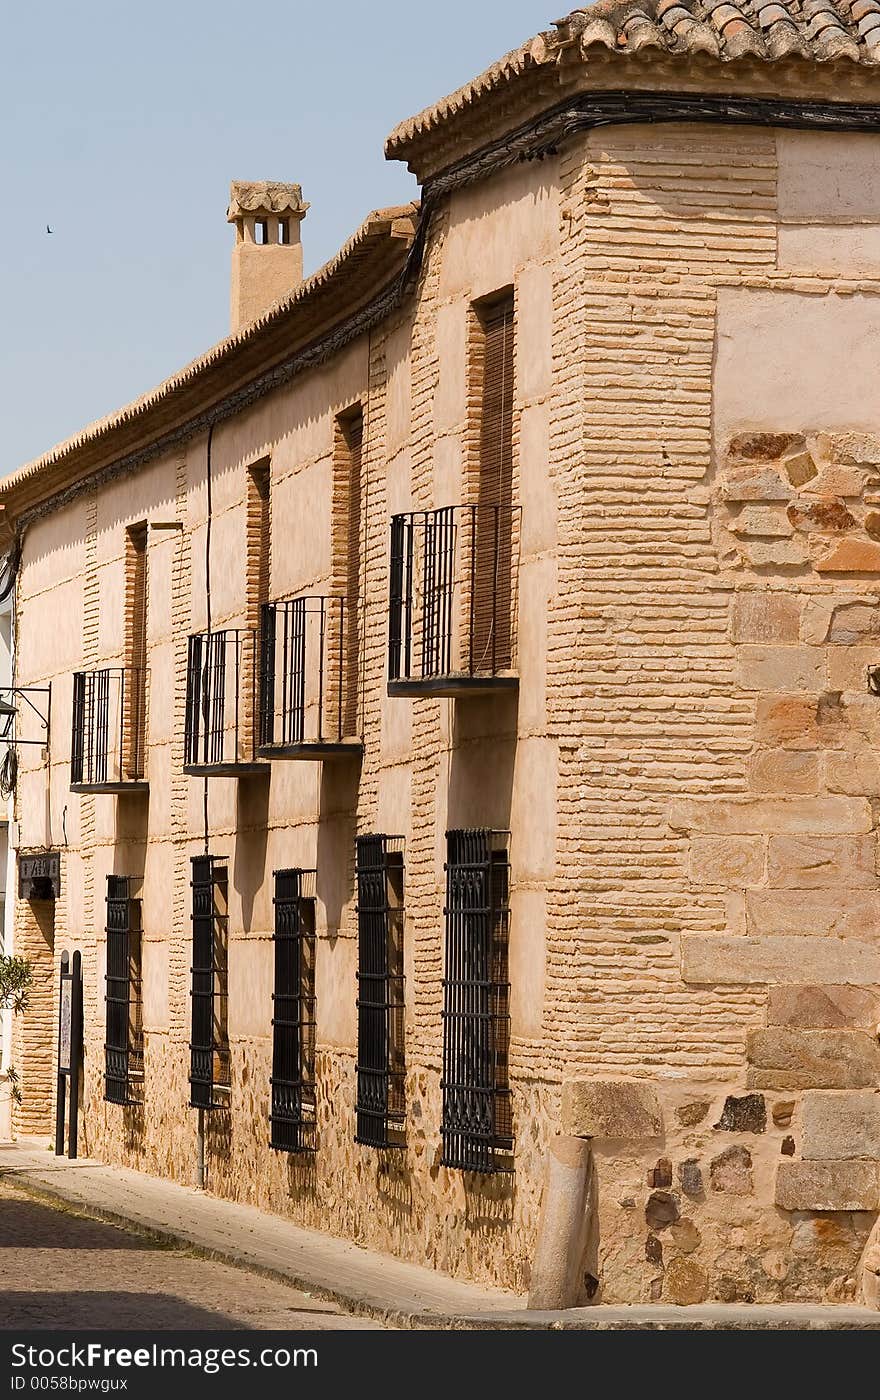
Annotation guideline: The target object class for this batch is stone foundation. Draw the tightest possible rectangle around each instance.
[82,1030,554,1292]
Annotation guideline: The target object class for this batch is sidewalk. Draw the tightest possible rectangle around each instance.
[2,1140,879,1331]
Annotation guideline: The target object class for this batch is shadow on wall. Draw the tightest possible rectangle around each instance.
[122,1098,146,1155]
[376,1152,414,1220]
[234,776,271,932]
[447,691,518,834]
[287,1148,319,1203]
[115,791,149,847]
[316,757,361,938]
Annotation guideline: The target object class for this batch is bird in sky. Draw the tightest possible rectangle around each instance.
[46,225,53,234]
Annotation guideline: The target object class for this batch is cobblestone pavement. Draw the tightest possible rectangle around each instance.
[0,1182,385,1329]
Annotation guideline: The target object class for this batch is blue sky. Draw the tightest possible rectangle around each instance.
[0,1,550,470]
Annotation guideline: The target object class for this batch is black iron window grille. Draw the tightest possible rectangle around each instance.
[355,835,406,1149]
[104,875,144,1105]
[189,855,230,1109]
[270,868,317,1153]
[441,829,513,1174]
[184,629,262,774]
[259,596,360,757]
[71,668,146,791]
[388,504,520,694]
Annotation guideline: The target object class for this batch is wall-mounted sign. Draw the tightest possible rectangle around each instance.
[19,851,61,900]
[58,978,72,1073]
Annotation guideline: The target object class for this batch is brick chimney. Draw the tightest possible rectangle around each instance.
[227,181,309,331]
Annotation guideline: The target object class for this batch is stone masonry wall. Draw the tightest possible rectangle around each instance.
[553,124,880,1304]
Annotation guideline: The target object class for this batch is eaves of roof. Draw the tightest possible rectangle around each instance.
[1,205,418,526]
[385,1,880,178]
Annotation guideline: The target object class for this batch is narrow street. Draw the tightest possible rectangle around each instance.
[0,1182,384,1330]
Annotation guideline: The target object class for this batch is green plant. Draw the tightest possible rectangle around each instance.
[0,954,32,1014]
[4,1064,21,1105]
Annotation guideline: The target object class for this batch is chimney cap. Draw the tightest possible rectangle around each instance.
[227,181,309,223]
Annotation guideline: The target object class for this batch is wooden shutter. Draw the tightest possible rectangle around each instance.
[247,462,271,629]
[247,462,271,750]
[341,411,362,738]
[125,525,147,778]
[474,296,514,672]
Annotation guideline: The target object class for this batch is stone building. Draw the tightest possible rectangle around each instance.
[4,2,880,1308]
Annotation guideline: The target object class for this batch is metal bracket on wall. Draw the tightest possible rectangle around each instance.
[0,684,51,750]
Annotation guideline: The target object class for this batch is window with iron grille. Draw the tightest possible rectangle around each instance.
[189,856,230,1109]
[355,835,405,1148]
[441,829,512,1174]
[104,875,143,1105]
[270,868,317,1153]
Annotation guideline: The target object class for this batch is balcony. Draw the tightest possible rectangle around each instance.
[184,629,266,777]
[258,596,361,760]
[388,504,520,697]
[71,668,147,794]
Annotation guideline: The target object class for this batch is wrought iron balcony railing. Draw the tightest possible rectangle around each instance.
[184,629,266,777]
[258,596,361,759]
[388,504,520,697]
[71,667,147,793]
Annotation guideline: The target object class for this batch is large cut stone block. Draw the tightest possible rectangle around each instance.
[776,1160,880,1212]
[689,835,764,888]
[827,645,878,693]
[682,935,880,986]
[802,1091,880,1161]
[731,594,801,643]
[668,796,871,836]
[748,749,819,795]
[745,890,880,939]
[562,1079,662,1141]
[767,835,878,889]
[735,646,823,694]
[755,695,823,749]
[746,1028,880,1090]
[824,752,880,797]
[768,984,880,1030]
[827,602,880,645]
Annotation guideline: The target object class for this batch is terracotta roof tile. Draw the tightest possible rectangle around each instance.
[386,1,880,163]
[564,0,880,60]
